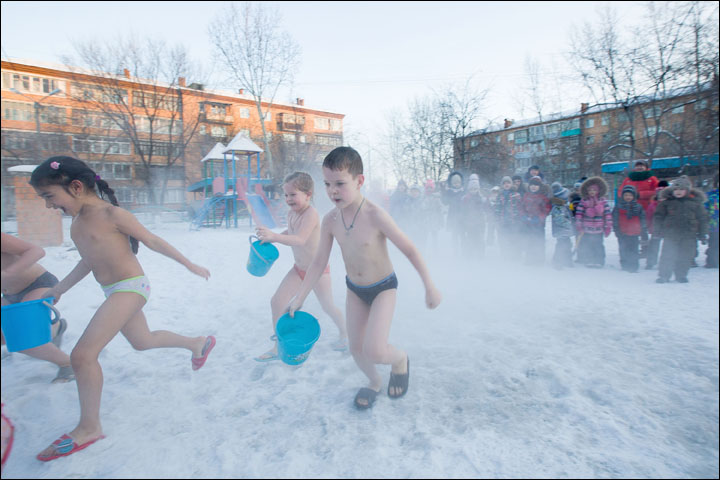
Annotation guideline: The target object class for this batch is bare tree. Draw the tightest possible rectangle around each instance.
[568,1,718,177]
[209,1,301,177]
[62,35,205,205]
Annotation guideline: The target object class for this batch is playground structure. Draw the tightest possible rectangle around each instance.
[188,133,283,230]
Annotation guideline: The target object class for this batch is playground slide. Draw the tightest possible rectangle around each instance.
[246,194,277,229]
[190,196,226,229]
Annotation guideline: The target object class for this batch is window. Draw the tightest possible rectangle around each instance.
[136,140,182,157]
[3,72,62,94]
[586,136,595,145]
[314,117,330,130]
[601,115,610,126]
[643,106,661,118]
[585,118,594,128]
[238,129,250,137]
[239,107,250,118]
[470,139,479,148]
[672,105,684,114]
[330,118,342,131]
[73,137,131,155]
[646,125,659,137]
[507,132,514,141]
[163,189,185,204]
[495,135,501,143]
[514,129,528,144]
[199,125,206,135]
[210,126,227,137]
[694,99,708,111]
[133,91,179,110]
[264,112,271,122]
[283,133,297,142]
[545,123,561,139]
[2,101,34,122]
[315,135,342,146]
[39,105,66,125]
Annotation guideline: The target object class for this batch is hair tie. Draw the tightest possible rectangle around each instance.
[95,174,102,181]
[50,161,60,170]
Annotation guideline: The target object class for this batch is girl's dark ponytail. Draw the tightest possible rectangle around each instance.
[96,178,139,254]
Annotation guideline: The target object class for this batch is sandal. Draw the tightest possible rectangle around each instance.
[354,387,380,410]
[387,356,409,399]
[52,365,75,384]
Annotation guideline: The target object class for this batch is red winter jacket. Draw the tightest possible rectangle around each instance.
[620,171,659,212]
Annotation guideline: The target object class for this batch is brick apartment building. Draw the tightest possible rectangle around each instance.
[455,82,719,187]
[1,58,344,219]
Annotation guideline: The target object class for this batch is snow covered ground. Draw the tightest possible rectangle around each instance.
[2,215,718,478]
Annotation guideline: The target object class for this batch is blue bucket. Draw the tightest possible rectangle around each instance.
[276,311,321,365]
[247,235,279,277]
[1,298,59,352]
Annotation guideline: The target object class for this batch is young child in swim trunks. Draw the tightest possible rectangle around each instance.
[1,232,74,383]
[287,147,442,409]
[29,156,214,462]
[254,172,347,362]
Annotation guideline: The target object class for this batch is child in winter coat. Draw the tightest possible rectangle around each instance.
[645,180,669,269]
[519,176,551,265]
[653,176,709,283]
[575,176,612,267]
[461,177,486,259]
[612,185,648,273]
[704,172,719,268]
[494,176,522,260]
[550,182,574,269]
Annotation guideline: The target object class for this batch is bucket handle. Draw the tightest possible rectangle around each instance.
[42,300,61,324]
[248,235,272,266]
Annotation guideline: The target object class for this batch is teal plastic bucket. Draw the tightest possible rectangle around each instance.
[247,235,279,277]
[1,298,59,352]
[276,311,321,365]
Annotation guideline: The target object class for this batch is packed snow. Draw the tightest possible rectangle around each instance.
[1,214,718,479]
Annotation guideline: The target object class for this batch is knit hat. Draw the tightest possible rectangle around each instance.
[467,178,480,191]
[528,176,544,187]
[634,160,649,168]
[670,175,692,191]
[511,174,522,182]
[501,176,513,185]
[469,173,480,182]
[528,165,540,172]
[621,184,638,199]
[551,182,567,196]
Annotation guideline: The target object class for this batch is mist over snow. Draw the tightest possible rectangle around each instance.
[1,215,718,479]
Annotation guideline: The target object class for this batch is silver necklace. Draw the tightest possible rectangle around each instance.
[341,197,365,235]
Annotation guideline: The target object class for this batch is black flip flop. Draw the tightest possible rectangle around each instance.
[388,356,410,399]
[354,387,379,410]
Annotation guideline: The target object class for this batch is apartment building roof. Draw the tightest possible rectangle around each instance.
[2,57,344,118]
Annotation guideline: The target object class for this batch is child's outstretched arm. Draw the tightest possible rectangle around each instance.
[44,259,92,304]
[257,208,318,246]
[287,214,334,316]
[110,207,210,280]
[374,208,442,309]
[0,233,45,278]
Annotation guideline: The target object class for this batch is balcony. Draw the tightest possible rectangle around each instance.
[200,112,234,125]
[276,113,306,132]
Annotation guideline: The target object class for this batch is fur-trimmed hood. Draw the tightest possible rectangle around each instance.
[580,176,608,199]
[659,186,707,203]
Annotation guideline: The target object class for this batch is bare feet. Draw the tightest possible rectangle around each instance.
[355,380,382,408]
[191,336,208,358]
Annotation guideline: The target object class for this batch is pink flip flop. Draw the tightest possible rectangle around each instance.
[36,433,106,462]
[192,336,216,371]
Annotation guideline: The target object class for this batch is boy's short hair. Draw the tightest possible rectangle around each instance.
[322,147,363,177]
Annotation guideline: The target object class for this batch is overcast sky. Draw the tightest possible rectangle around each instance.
[1,1,650,175]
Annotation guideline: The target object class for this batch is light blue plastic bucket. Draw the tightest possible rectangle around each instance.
[1,298,59,352]
[276,311,321,365]
[247,235,279,277]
